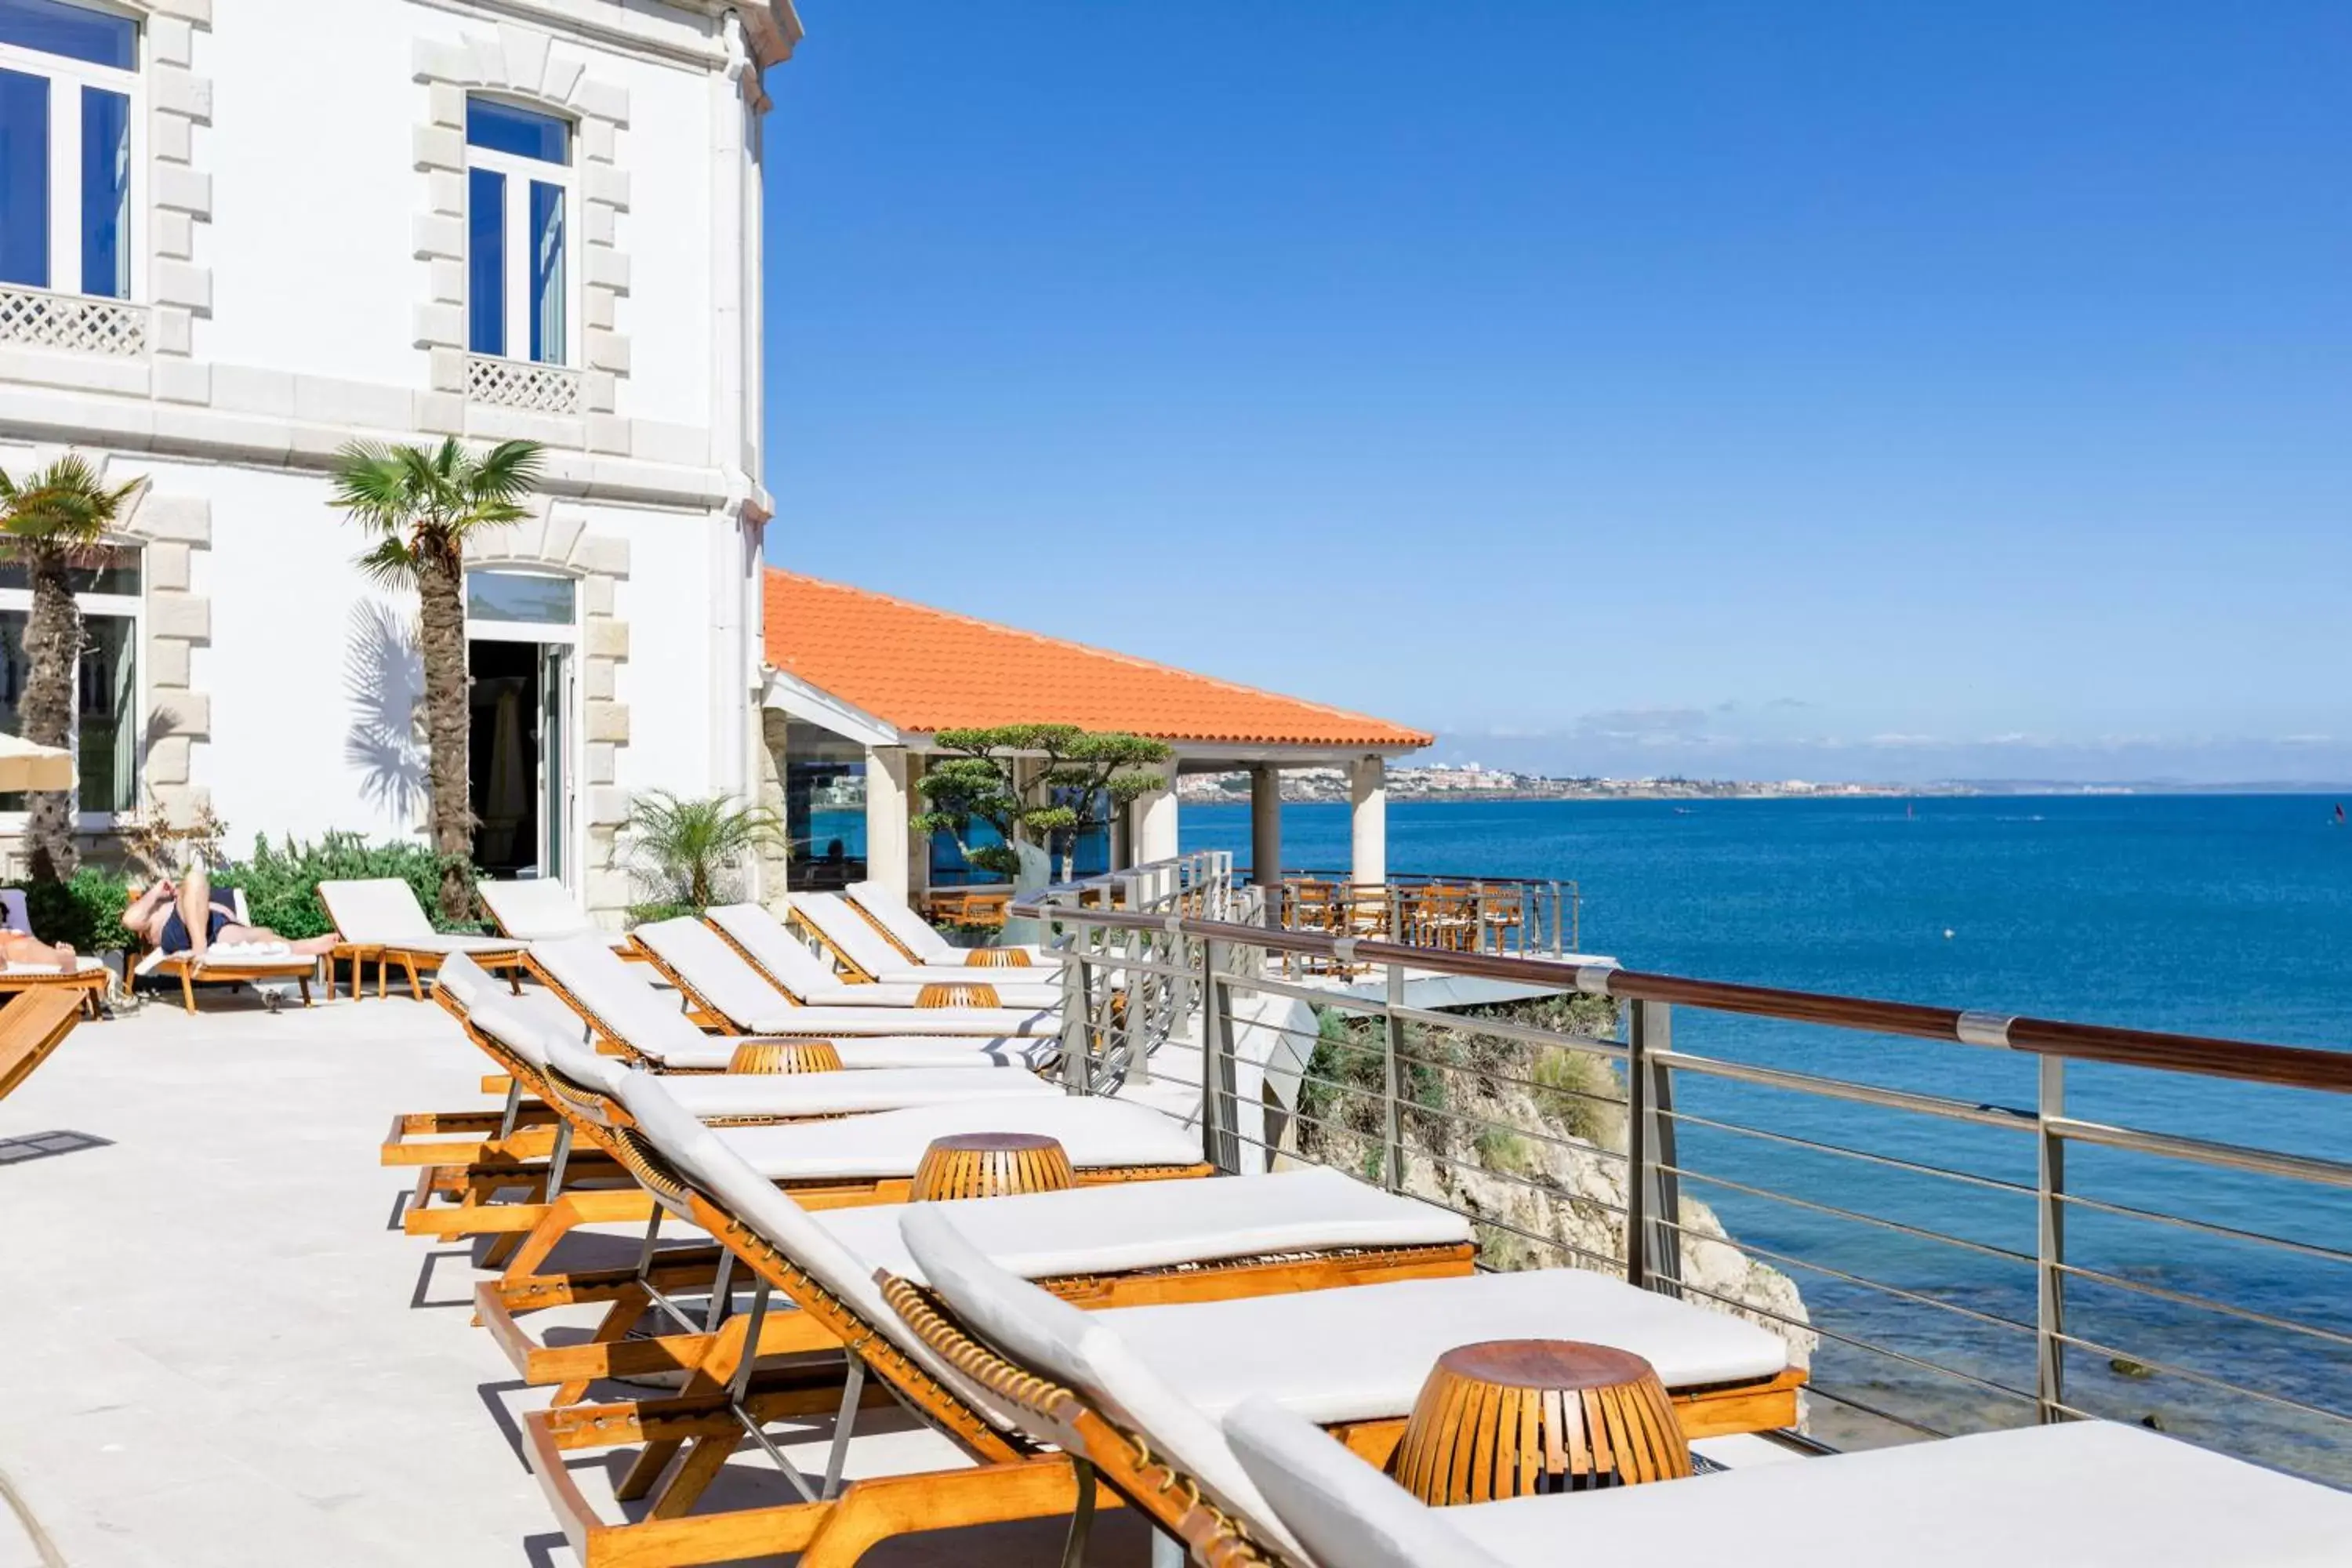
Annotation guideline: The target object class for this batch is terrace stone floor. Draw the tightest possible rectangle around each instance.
[0,986,1160,1566]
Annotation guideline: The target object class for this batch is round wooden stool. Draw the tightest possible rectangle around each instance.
[728,1038,844,1074]
[1388,1340,1691,1503]
[916,981,1001,1009]
[965,949,1033,968]
[910,1132,1077,1202]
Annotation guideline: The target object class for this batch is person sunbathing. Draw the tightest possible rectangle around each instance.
[125,870,339,961]
[0,931,82,971]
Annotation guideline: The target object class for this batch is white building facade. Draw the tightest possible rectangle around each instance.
[0,0,797,922]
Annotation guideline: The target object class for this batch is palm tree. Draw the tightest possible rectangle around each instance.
[622,791,787,913]
[329,437,545,921]
[0,456,146,883]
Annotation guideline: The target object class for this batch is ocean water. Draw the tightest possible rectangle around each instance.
[1181,795,2352,1474]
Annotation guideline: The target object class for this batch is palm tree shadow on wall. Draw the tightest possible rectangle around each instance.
[344,600,428,824]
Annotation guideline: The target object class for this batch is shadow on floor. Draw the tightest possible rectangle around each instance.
[0,1130,113,1166]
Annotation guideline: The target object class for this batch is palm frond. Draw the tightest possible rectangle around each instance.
[0,456,147,549]
[354,535,424,590]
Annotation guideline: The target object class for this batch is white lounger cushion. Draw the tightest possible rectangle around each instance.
[476,879,629,947]
[699,1094,1202,1178]
[530,935,745,1065]
[846,880,1065,969]
[1228,1403,2352,1568]
[470,993,597,1071]
[899,1204,1301,1558]
[1224,1396,1503,1568]
[737,1004,1063,1038]
[1091,1267,1788,1425]
[620,1063,1059,1118]
[786,891,1044,987]
[638,915,1062,1023]
[825,1167,1468,1283]
[389,932,527,955]
[2,956,106,975]
[609,1071,1018,1428]
[709,902,1062,1007]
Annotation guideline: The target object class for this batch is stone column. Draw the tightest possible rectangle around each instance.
[1349,754,1388,889]
[865,745,909,898]
[1132,760,1179,866]
[1250,765,1283,890]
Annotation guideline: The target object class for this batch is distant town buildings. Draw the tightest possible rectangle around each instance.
[1175,766,1933,804]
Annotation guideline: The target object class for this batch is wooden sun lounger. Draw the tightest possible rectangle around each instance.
[0,962,109,1020]
[519,1101,1799,1568]
[317,877,528,1002]
[0,987,89,1102]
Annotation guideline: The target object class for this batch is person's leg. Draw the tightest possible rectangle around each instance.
[214,921,338,957]
[176,866,213,960]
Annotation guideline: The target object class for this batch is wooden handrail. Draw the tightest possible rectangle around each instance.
[1017,898,2352,1097]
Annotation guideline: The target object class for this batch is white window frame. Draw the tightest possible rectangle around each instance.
[464,568,579,887]
[0,550,145,829]
[463,94,577,368]
[0,0,143,301]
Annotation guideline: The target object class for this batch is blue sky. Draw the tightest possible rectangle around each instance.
[760,4,2352,783]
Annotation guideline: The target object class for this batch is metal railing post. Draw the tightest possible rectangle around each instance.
[1625,1000,1682,1293]
[1059,926,1094,1095]
[1200,937,1240,1174]
[1382,961,1406,1192]
[2037,1054,2067,1423]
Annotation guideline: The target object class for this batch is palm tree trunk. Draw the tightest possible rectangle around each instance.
[415,544,475,923]
[19,547,81,883]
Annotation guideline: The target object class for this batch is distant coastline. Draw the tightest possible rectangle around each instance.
[1176,768,2352,808]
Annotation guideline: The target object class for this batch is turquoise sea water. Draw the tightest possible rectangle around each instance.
[1181,795,2352,1473]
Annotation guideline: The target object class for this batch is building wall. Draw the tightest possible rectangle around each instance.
[0,0,797,923]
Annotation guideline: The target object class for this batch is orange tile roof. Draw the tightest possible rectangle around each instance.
[764,569,1432,750]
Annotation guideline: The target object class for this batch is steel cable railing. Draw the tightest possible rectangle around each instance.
[1026,886,2352,1485]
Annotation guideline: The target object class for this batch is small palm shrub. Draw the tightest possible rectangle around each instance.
[620,792,786,913]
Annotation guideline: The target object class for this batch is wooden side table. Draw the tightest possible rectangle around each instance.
[1389,1340,1691,1503]
[916,981,1001,1009]
[729,1038,844,1074]
[963,947,1032,968]
[910,1132,1076,1201]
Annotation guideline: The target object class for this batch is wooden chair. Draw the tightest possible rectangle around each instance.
[0,987,89,1103]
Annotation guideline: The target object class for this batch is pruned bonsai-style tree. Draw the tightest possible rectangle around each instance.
[329,437,545,922]
[910,724,1174,882]
[0,455,147,884]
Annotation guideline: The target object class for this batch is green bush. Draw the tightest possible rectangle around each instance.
[25,866,136,954]
[217,832,484,939]
[625,898,699,929]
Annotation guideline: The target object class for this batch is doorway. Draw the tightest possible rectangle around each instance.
[467,637,572,880]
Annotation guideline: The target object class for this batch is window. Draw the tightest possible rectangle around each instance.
[0,0,136,297]
[0,544,141,817]
[464,96,572,366]
[784,720,868,891]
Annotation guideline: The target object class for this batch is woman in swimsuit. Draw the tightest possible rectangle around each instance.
[124,868,339,961]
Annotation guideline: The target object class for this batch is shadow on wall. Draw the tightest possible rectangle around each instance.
[345,600,426,822]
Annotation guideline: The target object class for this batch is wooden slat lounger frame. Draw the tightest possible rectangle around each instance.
[702,919,861,1007]
[477,1127,1475,1403]
[876,1272,1809,1568]
[845,892,1036,968]
[394,989,1210,1288]
[780,905,889,986]
[0,988,89,1102]
[0,965,109,1020]
[524,1134,1800,1568]
[367,944,526,1004]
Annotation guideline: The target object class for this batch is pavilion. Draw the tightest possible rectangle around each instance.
[757,569,1431,901]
